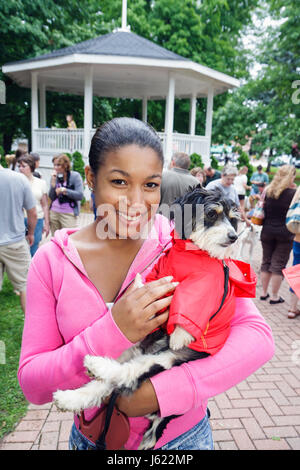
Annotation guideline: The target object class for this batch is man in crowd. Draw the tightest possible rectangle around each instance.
[206,165,251,226]
[159,152,199,210]
[0,164,37,312]
[250,165,269,195]
[204,166,221,186]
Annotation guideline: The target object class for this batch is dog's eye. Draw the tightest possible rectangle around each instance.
[207,209,217,219]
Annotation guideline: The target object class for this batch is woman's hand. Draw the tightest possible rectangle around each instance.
[51,171,57,188]
[111,275,178,343]
[55,187,66,196]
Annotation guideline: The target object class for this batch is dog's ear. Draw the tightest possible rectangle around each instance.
[170,185,209,239]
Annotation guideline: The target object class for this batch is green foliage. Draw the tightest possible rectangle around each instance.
[0,145,7,167]
[189,153,204,169]
[235,146,254,182]
[213,0,300,161]
[0,275,28,439]
[0,0,260,151]
[210,155,219,170]
[71,151,86,206]
[71,151,85,181]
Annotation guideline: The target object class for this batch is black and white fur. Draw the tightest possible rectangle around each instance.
[54,186,240,450]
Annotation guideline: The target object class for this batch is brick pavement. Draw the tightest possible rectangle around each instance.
[1,214,300,450]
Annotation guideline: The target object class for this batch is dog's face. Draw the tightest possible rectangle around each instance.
[171,185,240,259]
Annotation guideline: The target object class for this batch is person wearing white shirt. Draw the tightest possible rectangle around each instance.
[234,166,251,211]
[18,155,50,256]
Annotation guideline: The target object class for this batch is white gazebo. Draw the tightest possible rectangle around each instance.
[2,20,239,176]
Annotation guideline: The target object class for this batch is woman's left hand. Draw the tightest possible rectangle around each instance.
[55,187,66,196]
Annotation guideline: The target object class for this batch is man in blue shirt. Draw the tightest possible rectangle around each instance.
[250,165,269,195]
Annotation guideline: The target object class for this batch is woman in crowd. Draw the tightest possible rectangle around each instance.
[19,118,274,451]
[190,167,206,186]
[286,185,300,318]
[49,153,84,234]
[18,154,49,256]
[260,165,297,304]
[234,166,251,211]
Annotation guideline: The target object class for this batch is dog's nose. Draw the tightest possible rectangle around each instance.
[228,231,238,243]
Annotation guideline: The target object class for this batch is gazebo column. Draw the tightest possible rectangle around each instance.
[164,73,175,162]
[39,83,46,128]
[31,72,39,152]
[205,88,214,161]
[142,96,148,122]
[84,65,93,159]
[189,93,197,136]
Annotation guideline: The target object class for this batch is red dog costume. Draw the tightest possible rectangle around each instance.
[146,231,257,355]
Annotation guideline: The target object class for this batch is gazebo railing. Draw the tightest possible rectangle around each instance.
[35,128,84,154]
[34,128,210,161]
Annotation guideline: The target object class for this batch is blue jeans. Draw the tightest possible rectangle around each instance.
[25,218,44,257]
[68,411,213,451]
[159,412,213,450]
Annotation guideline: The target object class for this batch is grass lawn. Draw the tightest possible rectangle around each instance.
[0,274,28,440]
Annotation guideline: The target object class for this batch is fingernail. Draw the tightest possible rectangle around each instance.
[164,276,173,281]
[172,281,179,287]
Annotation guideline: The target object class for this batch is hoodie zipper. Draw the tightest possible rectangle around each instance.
[60,241,170,305]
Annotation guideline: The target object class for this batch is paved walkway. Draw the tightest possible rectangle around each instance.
[1,214,300,450]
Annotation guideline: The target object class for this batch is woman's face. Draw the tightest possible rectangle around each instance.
[91,144,163,240]
[195,172,204,184]
[18,161,32,178]
[53,160,66,176]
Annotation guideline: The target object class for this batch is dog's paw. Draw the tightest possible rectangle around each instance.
[84,355,120,382]
[53,389,85,413]
[169,326,194,350]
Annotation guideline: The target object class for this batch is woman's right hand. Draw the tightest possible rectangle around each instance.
[51,171,57,187]
[111,276,178,343]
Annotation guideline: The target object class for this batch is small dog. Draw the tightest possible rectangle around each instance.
[235,223,261,263]
[54,187,255,450]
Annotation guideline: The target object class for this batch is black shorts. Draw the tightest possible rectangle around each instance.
[238,195,245,201]
[261,232,293,275]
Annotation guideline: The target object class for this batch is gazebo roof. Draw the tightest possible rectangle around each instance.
[7,30,188,65]
[2,30,239,99]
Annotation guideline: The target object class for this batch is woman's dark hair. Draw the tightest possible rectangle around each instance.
[89,117,164,175]
[18,155,36,173]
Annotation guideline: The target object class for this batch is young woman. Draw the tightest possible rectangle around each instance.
[49,154,84,234]
[19,118,274,450]
[260,165,296,304]
[18,154,50,256]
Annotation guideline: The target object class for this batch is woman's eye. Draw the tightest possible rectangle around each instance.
[111,179,126,185]
[146,182,160,189]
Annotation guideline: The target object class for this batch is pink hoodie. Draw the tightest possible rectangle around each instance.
[18,214,274,449]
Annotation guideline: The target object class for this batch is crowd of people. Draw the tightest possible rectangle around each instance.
[160,151,300,317]
[0,117,298,451]
[0,150,84,313]
[1,143,299,318]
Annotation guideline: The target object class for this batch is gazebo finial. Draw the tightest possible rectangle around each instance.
[121,0,130,32]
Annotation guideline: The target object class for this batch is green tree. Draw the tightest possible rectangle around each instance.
[212,0,300,169]
[0,0,261,152]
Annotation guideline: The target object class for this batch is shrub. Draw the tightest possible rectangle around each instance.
[189,153,204,169]
[234,146,254,182]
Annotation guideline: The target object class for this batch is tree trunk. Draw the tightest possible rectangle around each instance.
[3,133,13,154]
[266,147,273,173]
